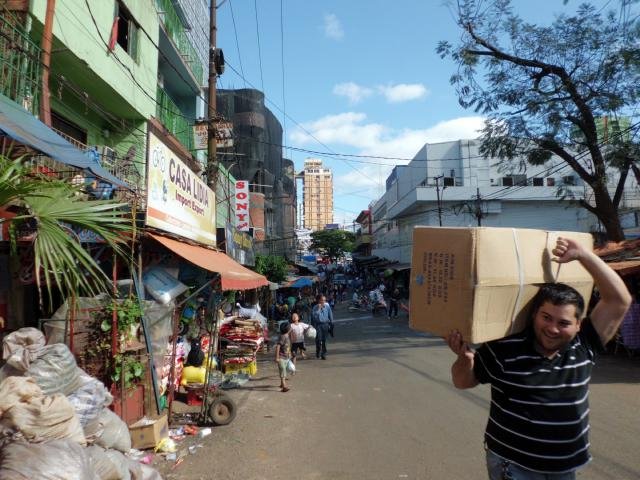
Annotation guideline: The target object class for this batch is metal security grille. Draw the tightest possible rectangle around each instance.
[156,86,194,152]
[155,0,204,84]
[0,13,41,115]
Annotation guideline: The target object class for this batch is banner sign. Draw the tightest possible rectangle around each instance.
[193,121,234,150]
[146,131,216,245]
[218,223,255,266]
[234,180,250,232]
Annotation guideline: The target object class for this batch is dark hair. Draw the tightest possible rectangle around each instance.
[316,294,324,302]
[529,283,585,322]
[279,321,291,334]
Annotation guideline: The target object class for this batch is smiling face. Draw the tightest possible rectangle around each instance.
[532,301,581,357]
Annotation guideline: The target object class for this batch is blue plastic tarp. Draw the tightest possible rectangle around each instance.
[0,92,127,187]
[289,277,313,288]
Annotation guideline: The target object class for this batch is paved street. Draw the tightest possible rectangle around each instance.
[164,304,640,480]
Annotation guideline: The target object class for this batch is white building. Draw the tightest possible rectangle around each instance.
[372,139,640,263]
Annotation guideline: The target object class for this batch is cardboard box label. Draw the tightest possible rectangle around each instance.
[418,251,456,305]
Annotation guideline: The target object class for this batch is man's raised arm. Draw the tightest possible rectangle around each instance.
[553,237,632,345]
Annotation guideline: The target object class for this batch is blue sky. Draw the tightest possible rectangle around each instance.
[216,0,613,226]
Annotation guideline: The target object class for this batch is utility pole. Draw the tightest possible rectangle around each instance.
[40,0,56,126]
[434,175,444,227]
[206,0,218,189]
[474,187,484,226]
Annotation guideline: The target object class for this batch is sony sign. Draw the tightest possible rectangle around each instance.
[234,180,250,231]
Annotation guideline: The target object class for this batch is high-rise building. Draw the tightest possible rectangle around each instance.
[302,158,333,231]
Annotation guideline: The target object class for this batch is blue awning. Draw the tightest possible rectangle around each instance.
[0,92,127,187]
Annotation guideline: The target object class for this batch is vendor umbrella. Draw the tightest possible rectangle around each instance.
[290,277,313,288]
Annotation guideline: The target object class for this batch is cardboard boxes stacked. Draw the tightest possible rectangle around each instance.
[409,227,594,344]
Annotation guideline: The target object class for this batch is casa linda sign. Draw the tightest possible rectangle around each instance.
[146,131,216,245]
[234,180,250,232]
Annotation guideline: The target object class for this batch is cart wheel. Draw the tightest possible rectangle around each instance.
[208,394,237,426]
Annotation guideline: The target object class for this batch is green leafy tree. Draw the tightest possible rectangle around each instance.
[310,229,355,261]
[438,0,640,241]
[0,155,131,301]
[254,254,289,283]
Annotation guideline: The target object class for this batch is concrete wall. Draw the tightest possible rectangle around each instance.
[31,0,159,118]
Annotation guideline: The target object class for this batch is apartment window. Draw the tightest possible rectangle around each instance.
[532,177,544,187]
[117,1,139,60]
[51,112,87,144]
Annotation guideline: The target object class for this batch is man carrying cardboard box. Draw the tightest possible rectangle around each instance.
[447,237,631,479]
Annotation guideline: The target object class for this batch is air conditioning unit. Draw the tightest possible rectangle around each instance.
[97,146,117,167]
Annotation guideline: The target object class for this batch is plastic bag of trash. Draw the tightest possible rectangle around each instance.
[0,363,23,384]
[0,388,86,445]
[92,408,131,453]
[0,439,98,480]
[127,461,163,480]
[26,344,82,396]
[68,371,113,427]
[2,327,46,371]
[0,376,42,416]
[85,445,131,480]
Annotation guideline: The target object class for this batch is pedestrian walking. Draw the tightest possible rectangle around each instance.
[311,294,333,360]
[388,288,401,319]
[289,312,310,364]
[274,321,293,392]
[446,237,631,479]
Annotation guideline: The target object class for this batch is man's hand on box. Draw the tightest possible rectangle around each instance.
[447,330,474,361]
[552,237,584,264]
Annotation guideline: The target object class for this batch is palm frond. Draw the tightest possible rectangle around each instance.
[0,155,134,303]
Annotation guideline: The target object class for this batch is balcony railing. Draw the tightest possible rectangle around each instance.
[0,13,41,115]
[155,0,204,84]
[25,128,144,202]
[156,86,194,152]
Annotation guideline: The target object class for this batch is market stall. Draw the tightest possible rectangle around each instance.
[144,233,269,423]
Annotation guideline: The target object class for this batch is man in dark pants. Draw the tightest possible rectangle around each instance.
[388,288,401,319]
[447,237,631,479]
[311,294,333,360]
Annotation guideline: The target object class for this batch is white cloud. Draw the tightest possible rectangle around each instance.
[332,82,429,105]
[377,83,429,103]
[323,14,344,40]
[333,82,374,105]
[291,114,486,193]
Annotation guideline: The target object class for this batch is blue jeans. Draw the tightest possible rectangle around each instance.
[486,450,576,480]
[315,323,329,357]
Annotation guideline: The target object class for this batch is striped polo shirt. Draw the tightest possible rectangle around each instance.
[473,320,603,473]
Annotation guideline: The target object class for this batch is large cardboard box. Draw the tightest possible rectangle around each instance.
[409,227,594,344]
[129,414,168,450]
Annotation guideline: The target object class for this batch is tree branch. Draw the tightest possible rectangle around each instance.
[579,199,599,215]
[632,163,640,185]
[536,139,594,183]
[464,23,606,171]
[613,159,631,209]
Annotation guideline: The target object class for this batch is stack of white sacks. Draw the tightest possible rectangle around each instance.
[0,328,163,480]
